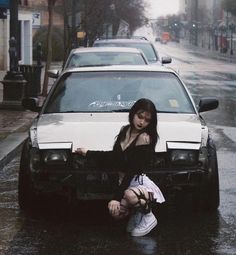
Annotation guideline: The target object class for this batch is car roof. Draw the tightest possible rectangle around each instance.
[62,64,176,74]
[70,46,145,54]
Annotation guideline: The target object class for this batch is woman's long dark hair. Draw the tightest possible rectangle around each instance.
[114,98,158,150]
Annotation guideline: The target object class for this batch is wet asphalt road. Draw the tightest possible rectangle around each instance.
[0,42,236,255]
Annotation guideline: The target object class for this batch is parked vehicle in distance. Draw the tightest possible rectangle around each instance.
[93,37,172,65]
[20,65,219,212]
[48,46,149,79]
[161,32,170,44]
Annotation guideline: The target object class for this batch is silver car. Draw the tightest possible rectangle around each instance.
[48,46,149,78]
[93,37,172,65]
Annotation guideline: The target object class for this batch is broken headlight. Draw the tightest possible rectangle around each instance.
[42,150,69,165]
[170,150,198,166]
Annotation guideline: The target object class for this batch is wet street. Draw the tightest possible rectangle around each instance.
[0,42,236,255]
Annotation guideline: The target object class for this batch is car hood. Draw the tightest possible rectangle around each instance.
[35,113,202,152]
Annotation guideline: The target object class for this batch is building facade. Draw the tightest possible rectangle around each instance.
[0,1,33,69]
[0,0,63,70]
[179,0,236,54]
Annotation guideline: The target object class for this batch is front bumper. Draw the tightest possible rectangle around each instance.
[31,160,207,200]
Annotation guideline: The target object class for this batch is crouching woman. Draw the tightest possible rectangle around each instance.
[75,98,165,236]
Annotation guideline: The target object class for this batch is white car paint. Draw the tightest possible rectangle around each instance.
[33,112,202,152]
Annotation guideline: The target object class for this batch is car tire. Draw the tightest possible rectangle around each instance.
[203,139,220,211]
[18,139,37,210]
[194,139,220,211]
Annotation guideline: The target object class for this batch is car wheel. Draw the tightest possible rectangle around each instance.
[18,139,37,210]
[194,139,220,211]
[203,139,220,210]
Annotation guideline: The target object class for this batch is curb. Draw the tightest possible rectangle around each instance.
[0,132,28,170]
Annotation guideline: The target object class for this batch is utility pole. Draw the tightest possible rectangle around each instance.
[71,0,77,48]
[194,0,198,46]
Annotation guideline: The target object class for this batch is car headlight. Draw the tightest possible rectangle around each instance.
[42,150,69,165]
[170,150,198,166]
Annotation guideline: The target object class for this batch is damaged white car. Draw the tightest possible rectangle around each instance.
[20,65,219,211]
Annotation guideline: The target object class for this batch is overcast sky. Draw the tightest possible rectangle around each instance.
[146,0,180,18]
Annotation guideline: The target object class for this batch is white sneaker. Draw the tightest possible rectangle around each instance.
[131,212,157,237]
[126,212,142,232]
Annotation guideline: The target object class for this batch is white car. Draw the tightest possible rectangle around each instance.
[20,65,219,211]
[93,37,172,65]
[47,46,149,78]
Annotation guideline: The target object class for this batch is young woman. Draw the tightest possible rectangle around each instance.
[75,98,165,236]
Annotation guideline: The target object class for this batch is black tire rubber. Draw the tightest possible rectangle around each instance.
[18,139,36,210]
[194,138,220,211]
[202,139,220,211]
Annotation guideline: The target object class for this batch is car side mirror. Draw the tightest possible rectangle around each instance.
[22,97,41,112]
[161,56,172,64]
[48,69,60,79]
[198,97,219,113]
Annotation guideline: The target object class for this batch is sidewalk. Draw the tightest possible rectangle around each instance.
[0,70,38,170]
[0,62,62,170]
[179,39,236,63]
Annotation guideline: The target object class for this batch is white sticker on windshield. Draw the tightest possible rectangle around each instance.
[89,100,136,108]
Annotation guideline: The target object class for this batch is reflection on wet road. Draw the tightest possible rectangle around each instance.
[0,155,235,255]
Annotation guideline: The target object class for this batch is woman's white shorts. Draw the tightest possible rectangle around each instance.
[129,174,165,204]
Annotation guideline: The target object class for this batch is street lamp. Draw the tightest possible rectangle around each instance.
[229,23,235,55]
[192,22,198,46]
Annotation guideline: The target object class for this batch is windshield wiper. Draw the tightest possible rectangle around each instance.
[112,109,130,112]
[157,110,181,113]
[79,64,112,67]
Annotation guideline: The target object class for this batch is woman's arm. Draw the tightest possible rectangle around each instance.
[75,148,125,170]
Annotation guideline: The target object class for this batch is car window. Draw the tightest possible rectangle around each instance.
[93,42,158,62]
[44,72,195,114]
[65,52,147,68]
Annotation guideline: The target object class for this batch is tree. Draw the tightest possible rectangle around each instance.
[80,0,147,45]
[114,0,147,33]
[42,0,58,97]
[222,0,236,16]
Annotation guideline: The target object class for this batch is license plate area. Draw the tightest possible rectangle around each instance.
[76,172,119,194]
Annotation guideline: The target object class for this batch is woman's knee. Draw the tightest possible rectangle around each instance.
[123,187,148,204]
[123,189,138,204]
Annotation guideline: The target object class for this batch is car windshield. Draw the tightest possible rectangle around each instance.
[44,71,195,114]
[94,42,158,62]
[65,52,147,68]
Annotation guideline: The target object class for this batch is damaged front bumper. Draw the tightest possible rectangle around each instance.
[29,152,209,200]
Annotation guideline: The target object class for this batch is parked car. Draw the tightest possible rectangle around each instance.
[93,37,172,65]
[20,65,219,211]
[47,47,149,79]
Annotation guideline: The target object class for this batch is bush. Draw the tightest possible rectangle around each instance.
[33,26,64,62]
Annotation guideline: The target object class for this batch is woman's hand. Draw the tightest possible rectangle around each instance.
[75,148,88,156]
[108,200,121,218]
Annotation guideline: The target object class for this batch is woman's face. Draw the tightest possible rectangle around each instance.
[132,110,151,132]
